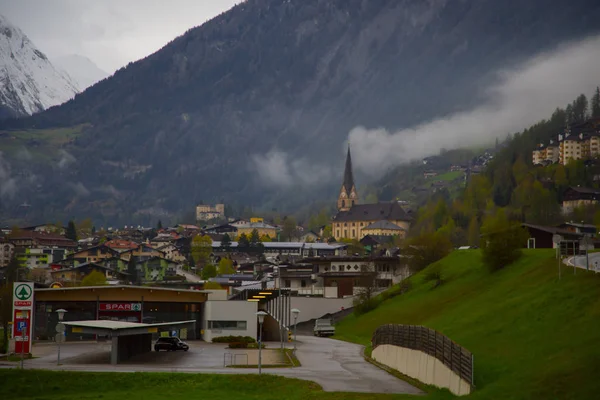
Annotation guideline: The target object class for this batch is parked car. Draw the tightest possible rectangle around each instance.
[154,336,189,352]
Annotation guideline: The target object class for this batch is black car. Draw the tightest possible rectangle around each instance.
[154,337,189,352]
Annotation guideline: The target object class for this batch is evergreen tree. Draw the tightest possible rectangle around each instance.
[249,228,260,246]
[221,233,232,251]
[65,220,78,241]
[157,220,163,230]
[238,233,250,250]
[571,94,589,124]
[592,87,600,118]
[127,256,138,285]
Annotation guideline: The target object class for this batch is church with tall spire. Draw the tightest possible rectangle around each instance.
[332,145,412,241]
[337,146,358,211]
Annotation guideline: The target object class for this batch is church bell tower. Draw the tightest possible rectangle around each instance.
[337,145,358,211]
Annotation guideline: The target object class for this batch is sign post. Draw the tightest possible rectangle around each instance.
[552,235,563,280]
[12,282,34,358]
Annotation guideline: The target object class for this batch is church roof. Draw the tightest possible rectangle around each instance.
[342,146,355,193]
[363,220,406,231]
[333,202,412,222]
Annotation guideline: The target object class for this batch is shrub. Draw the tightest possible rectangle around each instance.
[423,268,444,288]
[227,341,265,349]
[480,210,529,272]
[353,296,381,316]
[212,336,256,344]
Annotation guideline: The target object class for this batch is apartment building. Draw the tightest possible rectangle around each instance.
[533,119,600,166]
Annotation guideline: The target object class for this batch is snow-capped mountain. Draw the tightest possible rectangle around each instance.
[0,14,79,118]
[54,54,109,90]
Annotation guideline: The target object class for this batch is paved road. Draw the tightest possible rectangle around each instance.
[0,336,422,395]
[566,253,600,271]
[176,268,202,282]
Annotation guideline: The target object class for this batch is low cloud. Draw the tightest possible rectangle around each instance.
[69,182,90,197]
[349,35,600,176]
[58,150,76,169]
[0,152,17,199]
[16,147,32,161]
[251,149,333,187]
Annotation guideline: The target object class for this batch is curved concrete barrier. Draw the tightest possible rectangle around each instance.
[371,324,473,396]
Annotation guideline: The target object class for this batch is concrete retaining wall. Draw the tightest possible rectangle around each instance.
[372,344,472,396]
[290,297,354,323]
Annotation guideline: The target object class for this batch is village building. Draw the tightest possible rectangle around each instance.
[196,203,225,221]
[331,146,411,241]
[562,186,600,214]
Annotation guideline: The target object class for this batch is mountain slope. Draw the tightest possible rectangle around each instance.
[2,0,600,225]
[335,250,600,399]
[54,54,109,90]
[0,14,79,118]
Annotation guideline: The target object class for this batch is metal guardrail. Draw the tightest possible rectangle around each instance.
[372,324,474,387]
[223,352,249,366]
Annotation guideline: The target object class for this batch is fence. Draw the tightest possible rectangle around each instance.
[371,324,474,388]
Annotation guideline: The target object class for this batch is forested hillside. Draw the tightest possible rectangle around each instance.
[400,88,600,253]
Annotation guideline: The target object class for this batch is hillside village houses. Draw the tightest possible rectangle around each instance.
[532,118,600,166]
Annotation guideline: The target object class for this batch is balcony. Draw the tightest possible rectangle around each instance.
[296,288,324,296]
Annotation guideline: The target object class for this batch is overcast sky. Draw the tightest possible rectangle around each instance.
[0,0,240,73]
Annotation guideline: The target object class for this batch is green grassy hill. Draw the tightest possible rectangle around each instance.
[335,250,600,400]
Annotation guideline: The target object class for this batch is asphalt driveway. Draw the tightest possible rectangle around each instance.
[1,336,422,395]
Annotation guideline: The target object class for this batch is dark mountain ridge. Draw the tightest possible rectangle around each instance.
[2,0,600,225]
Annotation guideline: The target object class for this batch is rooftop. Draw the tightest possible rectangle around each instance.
[212,241,347,250]
[36,284,210,294]
[363,220,406,231]
[334,202,412,222]
[62,319,196,331]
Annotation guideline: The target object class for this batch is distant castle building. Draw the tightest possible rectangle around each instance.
[196,203,225,222]
[332,146,411,241]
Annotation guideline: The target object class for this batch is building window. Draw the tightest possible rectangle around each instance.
[208,321,247,330]
[301,280,307,288]
[352,229,355,237]
[285,279,291,287]
[336,230,340,237]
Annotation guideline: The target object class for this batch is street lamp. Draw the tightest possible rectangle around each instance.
[55,309,67,365]
[256,311,267,375]
[291,308,300,353]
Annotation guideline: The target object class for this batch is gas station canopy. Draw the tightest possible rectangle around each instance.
[61,319,196,364]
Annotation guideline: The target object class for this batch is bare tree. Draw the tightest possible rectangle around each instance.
[352,263,379,315]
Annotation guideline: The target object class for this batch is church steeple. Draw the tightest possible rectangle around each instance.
[337,145,358,211]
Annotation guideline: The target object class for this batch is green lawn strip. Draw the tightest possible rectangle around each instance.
[0,370,424,400]
[334,249,600,400]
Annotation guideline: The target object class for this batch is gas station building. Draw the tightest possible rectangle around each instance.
[33,285,209,341]
[9,283,293,364]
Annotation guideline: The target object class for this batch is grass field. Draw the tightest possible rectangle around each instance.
[428,171,463,181]
[0,370,417,400]
[335,249,600,400]
[0,124,89,163]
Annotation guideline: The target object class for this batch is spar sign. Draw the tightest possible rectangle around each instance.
[12,282,34,354]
